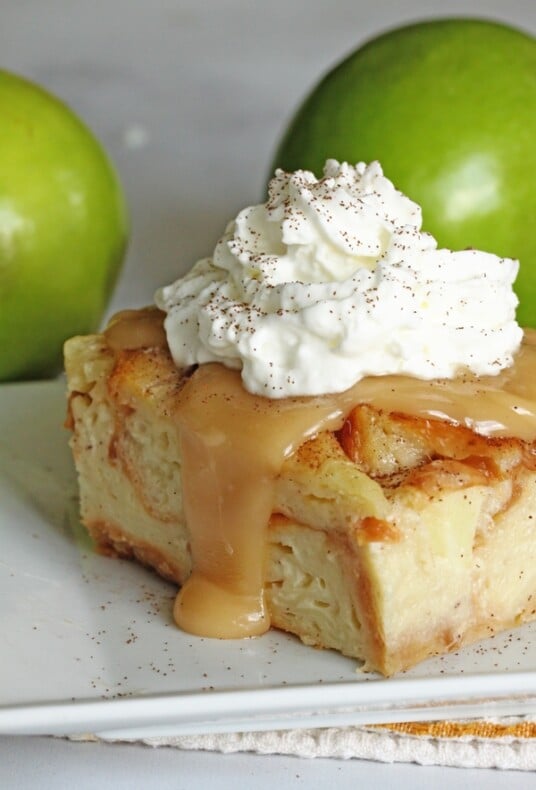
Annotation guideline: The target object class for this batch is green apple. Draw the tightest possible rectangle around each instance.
[271,19,536,326]
[0,69,128,381]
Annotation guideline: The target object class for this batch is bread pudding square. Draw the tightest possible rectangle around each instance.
[64,331,536,676]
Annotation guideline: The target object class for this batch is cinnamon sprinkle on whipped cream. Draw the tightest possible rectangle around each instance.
[155,160,522,397]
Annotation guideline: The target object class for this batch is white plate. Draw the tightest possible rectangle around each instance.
[1,379,535,740]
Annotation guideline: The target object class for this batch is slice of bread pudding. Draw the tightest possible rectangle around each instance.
[64,330,536,676]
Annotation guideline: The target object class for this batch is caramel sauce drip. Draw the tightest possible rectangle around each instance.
[173,364,373,637]
[104,307,167,351]
[104,310,536,639]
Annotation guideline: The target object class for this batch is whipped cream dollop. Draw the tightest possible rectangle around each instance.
[155,160,522,397]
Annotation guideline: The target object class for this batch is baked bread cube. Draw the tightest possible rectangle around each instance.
[64,332,536,676]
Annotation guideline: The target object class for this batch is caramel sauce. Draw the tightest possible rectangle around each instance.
[346,331,536,442]
[104,307,167,351]
[172,363,379,637]
[104,310,536,639]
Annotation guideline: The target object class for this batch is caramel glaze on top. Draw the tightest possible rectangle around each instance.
[105,308,536,639]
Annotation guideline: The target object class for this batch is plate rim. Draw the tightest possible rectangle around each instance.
[2,671,536,737]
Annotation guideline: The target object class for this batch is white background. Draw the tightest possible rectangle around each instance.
[1,1,535,787]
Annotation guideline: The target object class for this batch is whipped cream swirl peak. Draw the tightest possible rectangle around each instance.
[155,160,522,397]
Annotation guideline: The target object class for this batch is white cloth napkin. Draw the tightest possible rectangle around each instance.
[79,716,536,770]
